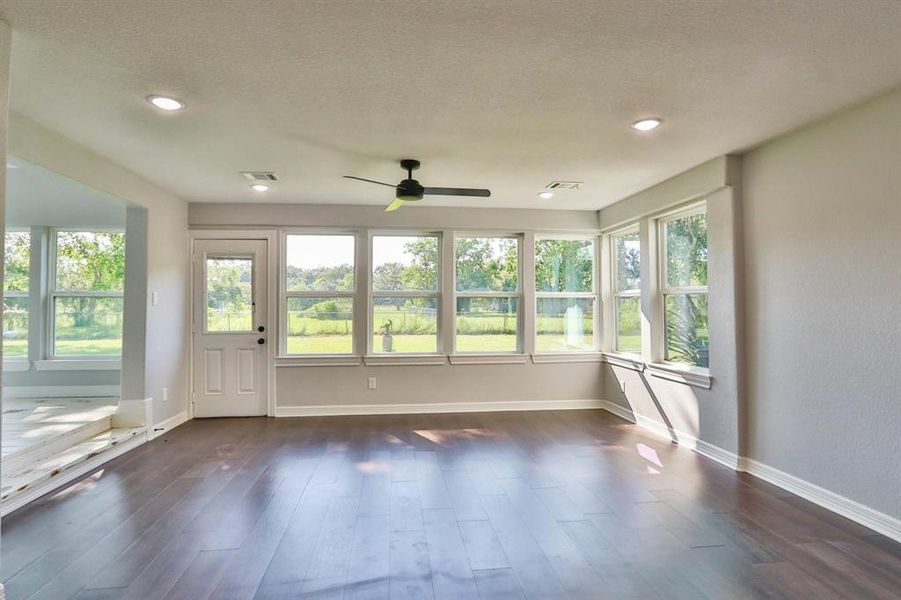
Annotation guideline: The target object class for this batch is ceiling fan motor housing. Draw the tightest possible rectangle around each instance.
[397,178,424,201]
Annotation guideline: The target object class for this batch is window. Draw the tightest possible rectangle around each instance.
[660,207,708,368]
[535,237,596,352]
[284,234,355,354]
[371,234,440,354]
[455,236,520,353]
[51,230,125,357]
[611,228,641,354]
[3,230,30,359]
[206,257,253,333]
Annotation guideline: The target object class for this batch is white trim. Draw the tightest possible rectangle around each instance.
[599,400,740,470]
[740,458,901,544]
[449,354,528,365]
[363,354,446,366]
[149,410,190,440]
[1,384,119,399]
[275,398,604,417]
[276,356,362,367]
[34,358,121,371]
[1,431,146,517]
[645,362,712,389]
[601,352,644,371]
[530,352,604,364]
[2,360,30,372]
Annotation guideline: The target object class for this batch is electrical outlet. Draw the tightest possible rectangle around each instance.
[619,379,626,394]
[368,377,377,390]
[151,291,159,306]
[162,387,168,403]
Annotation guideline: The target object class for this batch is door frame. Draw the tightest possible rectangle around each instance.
[189,229,278,418]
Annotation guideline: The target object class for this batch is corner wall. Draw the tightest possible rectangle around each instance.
[742,89,901,519]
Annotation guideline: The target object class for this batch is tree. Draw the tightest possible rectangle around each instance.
[4,231,30,293]
[535,239,593,292]
[55,232,125,328]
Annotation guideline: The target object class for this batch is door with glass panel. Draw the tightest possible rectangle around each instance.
[192,239,268,417]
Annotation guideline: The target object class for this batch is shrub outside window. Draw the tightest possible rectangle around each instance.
[535,237,597,352]
[3,230,30,359]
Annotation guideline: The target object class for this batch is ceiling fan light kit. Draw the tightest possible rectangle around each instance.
[344,159,491,212]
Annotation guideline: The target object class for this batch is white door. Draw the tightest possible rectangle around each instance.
[192,239,269,417]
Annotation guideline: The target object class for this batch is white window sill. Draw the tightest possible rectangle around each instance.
[530,352,604,364]
[276,356,362,367]
[601,352,645,371]
[363,354,447,366]
[645,362,712,389]
[449,354,528,365]
[2,360,30,372]
[35,359,122,371]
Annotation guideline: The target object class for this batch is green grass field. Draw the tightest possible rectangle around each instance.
[2,337,122,357]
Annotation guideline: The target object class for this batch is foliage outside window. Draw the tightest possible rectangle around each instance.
[3,230,30,359]
[660,208,709,367]
[611,228,641,354]
[206,258,253,333]
[535,238,596,352]
[371,234,440,353]
[285,234,355,354]
[52,230,125,357]
[455,236,520,353]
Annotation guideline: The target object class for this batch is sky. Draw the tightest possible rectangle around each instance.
[286,234,426,270]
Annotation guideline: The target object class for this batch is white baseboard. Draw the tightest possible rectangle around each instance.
[2,385,119,400]
[0,431,147,517]
[149,410,190,440]
[275,398,604,418]
[741,457,901,543]
[600,400,901,543]
[599,400,741,470]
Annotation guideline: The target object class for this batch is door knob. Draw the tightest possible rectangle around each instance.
[258,338,265,344]
[258,326,265,332]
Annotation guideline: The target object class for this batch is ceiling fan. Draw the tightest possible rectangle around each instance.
[344,159,491,212]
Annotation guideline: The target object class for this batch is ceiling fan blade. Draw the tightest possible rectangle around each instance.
[343,175,397,188]
[385,198,406,212]
[423,187,491,197]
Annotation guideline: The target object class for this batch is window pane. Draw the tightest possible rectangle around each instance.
[664,293,709,367]
[3,296,29,358]
[455,237,518,292]
[206,258,252,332]
[287,297,353,354]
[536,297,595,352]
[372,235,439,292]
[286,234,355,292]
[372,297,438,353]
[54,296,123,355]
[615,296,641,353]
[55,231,125,291]
[665,212,707,288]
[4,231,30,293]
[456,297,518,352]
[614,231,640,291]
[535,239,594,292]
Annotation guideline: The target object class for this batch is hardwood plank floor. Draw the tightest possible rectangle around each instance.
[2,410,899,599]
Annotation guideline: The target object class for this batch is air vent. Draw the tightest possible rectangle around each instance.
[240,171,279,182]
[545,181,583,190]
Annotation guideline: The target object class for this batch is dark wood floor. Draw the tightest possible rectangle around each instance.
[2,410,899,599]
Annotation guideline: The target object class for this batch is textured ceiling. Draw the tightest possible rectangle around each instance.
[1,0,900,210]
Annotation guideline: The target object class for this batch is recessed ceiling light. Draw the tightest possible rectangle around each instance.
[251,183,270,192]
[538,191,555,199]
[631,118,662,132]
[147,95,185,111]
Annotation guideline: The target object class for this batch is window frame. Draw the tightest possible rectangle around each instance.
[368,230,443,356]
[453,232,523,355]
[3,228,31,362]
[656,203,709,369]
[533,234,598,353]
[609,225,641,355]
[47,227,125,359]
[280,230,358,357]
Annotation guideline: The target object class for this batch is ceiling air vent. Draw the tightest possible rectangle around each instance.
[545,181,583,190]
[240,171,279,182]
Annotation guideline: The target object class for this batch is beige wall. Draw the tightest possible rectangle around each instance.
[742,89,901,518]
[9,114,190,427]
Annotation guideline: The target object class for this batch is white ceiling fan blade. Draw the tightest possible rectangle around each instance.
[384,198,406,212]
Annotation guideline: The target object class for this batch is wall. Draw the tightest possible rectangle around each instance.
[8,114,190,427]
[598,157,744,456]
[190,203,605,411]
[742,89,901,519]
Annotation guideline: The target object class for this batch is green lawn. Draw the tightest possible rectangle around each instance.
[2,338,121,357]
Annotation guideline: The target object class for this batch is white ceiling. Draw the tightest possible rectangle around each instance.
[1,1,900,210]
